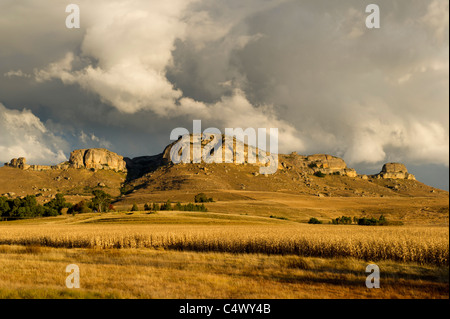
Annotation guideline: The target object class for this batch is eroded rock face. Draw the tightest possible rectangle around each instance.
[377,163,415,180]
[307,155,347,170]
[303,154,357,177]
[4,149,127,172]
[162,134,280,170]
[162,135,360,177]
[5,157,29,170]
[69,149,127,172]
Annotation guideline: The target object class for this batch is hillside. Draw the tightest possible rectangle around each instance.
[1,134,448,225]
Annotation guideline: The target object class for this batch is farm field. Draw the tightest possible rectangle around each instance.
[0,210,448,299]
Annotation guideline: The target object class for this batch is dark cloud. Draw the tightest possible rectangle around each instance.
[0,0,448,189]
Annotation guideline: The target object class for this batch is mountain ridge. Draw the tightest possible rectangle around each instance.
[2,134,447,205]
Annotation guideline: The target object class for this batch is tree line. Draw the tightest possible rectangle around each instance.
[308,215,398,226]
[1,191,214,220]
[0,194,71,219]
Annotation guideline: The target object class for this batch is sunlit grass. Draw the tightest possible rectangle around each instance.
[0,245,447,299]
[1,221,448,266]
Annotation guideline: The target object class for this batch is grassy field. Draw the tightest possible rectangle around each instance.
[0,215,448,265]
[0,210,448,299]
[0,245,447,299]
[117,190,450,226]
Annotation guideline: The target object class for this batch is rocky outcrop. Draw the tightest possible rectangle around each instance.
[305,154,358,177]
[162,134,279,169]
[5,157,29,170]
[1,143,415,182]
[4,149,127,173]
[375,163,416,180]
[162,134,360,177]
[280,153,357,177]
[306,155,347,170]
[68,149,127,172]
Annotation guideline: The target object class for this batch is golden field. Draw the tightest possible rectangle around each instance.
[0,210,448,299]
[0,216,448,266]
[0,245,448,299]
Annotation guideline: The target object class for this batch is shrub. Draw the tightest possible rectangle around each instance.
[194,193,214,203]
[68,200,91,215]
[332,216,353,225]
[160,200,173,211]
[91,190,112,213]
[172,202,208,212]
[44,193,72,214]
[314,171,327,178]
[358,215,391,226]
[0,195,67,220]
[131,203,139,212]
[308,217,323,224]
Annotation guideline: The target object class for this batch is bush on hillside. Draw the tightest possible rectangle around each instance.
[194,193,214,203]
[308,217,323,224]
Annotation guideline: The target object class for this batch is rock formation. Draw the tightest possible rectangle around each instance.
[304,154,358,177]
[5,157,29,170]
[162,134,280,173]
[375,163,416,180]
[278,153,357,177]
[68,149,127,172]
[4,149,127,173]
[2,139,416,181]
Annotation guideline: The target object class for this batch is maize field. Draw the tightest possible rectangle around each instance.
[0,224,448,266]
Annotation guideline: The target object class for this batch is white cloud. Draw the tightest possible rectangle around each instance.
[0,103,69,165]
[33,0,191,115]
[79,131,112,149]
[31,0,305,152]
[421,0,449,45]
[3,70,31,78]
[1,0,448,170]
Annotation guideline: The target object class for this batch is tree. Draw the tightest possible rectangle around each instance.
[131,203,139,212]
[152,203,160,211]
[91,190,112,213]
[68,200,91,215]
[308,217,322,224]
[175,202,183,211]
[44,193,71,214]
[160,200,173,211]
[194,193,214,203]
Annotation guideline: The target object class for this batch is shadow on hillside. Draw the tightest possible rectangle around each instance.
[123,154,166,183]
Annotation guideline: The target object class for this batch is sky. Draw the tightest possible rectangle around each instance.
[0,0,448,190]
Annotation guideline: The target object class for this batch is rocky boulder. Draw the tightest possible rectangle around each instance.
[307,154,348,171]
[162,134,279,169]
[305,154,357,177]
[377,163,415,180]
[5,157,29,170]
[69,149,127,172]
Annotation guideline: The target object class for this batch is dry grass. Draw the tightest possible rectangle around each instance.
[0,222,448,266]
[1,211,447,299]
[0,245,447,299]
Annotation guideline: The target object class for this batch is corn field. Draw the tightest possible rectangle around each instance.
[0,224,448,266]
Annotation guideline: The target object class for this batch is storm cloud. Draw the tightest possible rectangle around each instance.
[0,0,448,188]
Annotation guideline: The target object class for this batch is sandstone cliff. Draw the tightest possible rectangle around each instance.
[5,148,127,173]
[68,149,127,172]
[3,138,416,181]
[375,163,416,180]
